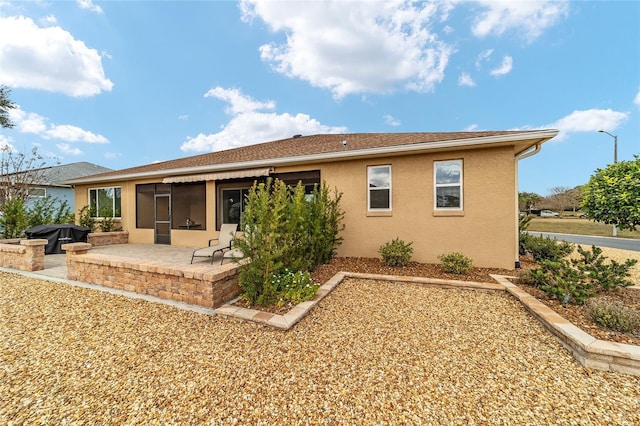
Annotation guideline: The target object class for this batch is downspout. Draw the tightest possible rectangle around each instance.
[513,143,541,268]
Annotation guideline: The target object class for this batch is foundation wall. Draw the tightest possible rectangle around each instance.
[62,243,240,308]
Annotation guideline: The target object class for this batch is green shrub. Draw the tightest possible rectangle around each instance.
[27,196,74,228]
[572,245,637,291]
[234,178,344,306]
[586,299,640,333]
[0,197,27,238]
[379,237,413,267]
[77,205,96,232]
[438,252,473,274]
[272,269,319,306]
[522,234,574,262]
[535,259,596,305]
[522,245,637,305]
[518,232,531,256]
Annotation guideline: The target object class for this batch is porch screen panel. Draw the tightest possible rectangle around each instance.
[171,182,206,230]
[136,184,155,229]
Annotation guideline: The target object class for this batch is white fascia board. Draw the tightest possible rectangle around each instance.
[65,130,559,185]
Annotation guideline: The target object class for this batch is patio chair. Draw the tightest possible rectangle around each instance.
[221,246,245,264]
[190,223,238,264]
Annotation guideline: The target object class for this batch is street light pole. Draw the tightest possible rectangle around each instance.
[598,129,618,164]
[597,130,618,237]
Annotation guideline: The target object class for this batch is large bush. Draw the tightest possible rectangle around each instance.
[233,179,344,306]
[521,245,637,305]
[1,196,75,238]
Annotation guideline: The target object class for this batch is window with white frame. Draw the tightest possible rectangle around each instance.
[368,165,391,211]
[434,160,463,209]
[89,187,121,218]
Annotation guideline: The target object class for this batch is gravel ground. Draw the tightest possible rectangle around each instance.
[310,249,640,346]
[2,272,640,425]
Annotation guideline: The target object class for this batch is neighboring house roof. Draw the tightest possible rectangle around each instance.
[2,162,113,188]
[64,130,558,185]
[37,162,113,187]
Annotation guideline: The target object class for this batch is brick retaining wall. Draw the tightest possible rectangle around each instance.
[62,243,240,308]
[0,239,47,271]
[492,275,640,376]
[88,231,129,247]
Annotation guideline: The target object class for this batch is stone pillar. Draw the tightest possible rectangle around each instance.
[20,239,47,271]
[61,242,92,281]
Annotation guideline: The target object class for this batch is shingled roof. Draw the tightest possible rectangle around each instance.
[65,130,558,184]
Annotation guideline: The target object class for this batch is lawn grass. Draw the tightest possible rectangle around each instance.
[527,217,640,239]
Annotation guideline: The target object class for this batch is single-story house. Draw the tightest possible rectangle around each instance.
[64,130,558,269]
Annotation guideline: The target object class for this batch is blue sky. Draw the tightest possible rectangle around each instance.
[0,0,638,196]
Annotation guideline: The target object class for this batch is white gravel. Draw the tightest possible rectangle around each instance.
[2,272,639,425]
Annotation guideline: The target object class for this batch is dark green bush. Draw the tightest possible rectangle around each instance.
[535,259,596,305]
[234,178,344,306]
[438,252,473,274]
[522,245,637,305]
[379,237,413,267]
[77,205,96,232]
[522,234,574,262]
[27,197,74,228]
[572,245,637,291]
[0,197,27,238]
[586,299,640,333]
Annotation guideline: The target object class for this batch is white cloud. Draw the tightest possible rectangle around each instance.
[490,55,513,76]
[77,0,103,14]
[180,87,347,152]
[46,124,108,144]
[205,87,275,115]
[472,0,569,42]
[10,108,47,134]
[548,108,628,140]
[475,49,493,69]
[634,88,640,107]
[8,106,109,144]
[458,72,476,87]
[0,16,113,97]
[241,0,454,98]
[383,114,401,127]
[463,124,479,131]
[104,152,122,160]
[56,143,84,156]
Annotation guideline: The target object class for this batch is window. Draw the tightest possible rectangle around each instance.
[28,187,46,198]
[221,188,250,225]
[89,187,121,218]
[434,160,463,209]
[368,165,391,211]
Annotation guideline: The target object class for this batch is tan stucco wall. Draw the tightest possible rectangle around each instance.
[316,146,517,269]
[73,145,518,269]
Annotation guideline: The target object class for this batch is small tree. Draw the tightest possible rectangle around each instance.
[0,146,52,209]
[581,155,640,231]
[234,178,344,306]
[0,85,16,129]
[518,191,541,214]
[546,186,572,216]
